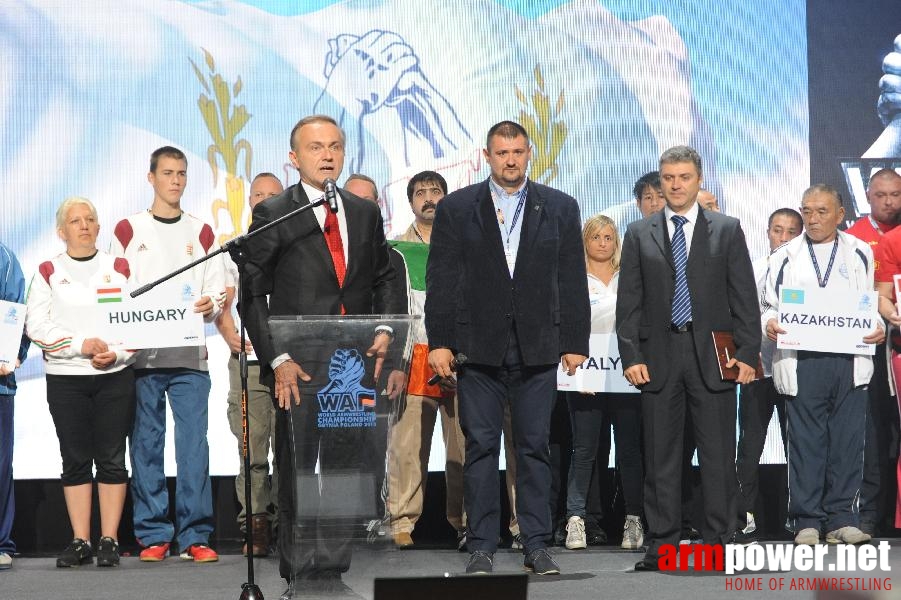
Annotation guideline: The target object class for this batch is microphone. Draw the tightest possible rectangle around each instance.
[427,352,468,386]
[324,178,339,214]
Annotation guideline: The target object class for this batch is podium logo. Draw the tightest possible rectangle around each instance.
[317,348,377,429]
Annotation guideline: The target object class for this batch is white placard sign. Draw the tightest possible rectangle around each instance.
[776,287,878,355]
[95,280,205,349]
[557,332,638,394]
[0,300,26,367]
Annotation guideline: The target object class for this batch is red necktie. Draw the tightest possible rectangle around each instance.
[323,206,346,288]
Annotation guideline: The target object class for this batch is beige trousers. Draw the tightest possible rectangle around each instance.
[388,393,465,533]
[387,393,520,536]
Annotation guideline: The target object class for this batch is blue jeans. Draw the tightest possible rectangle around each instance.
[131,369,213,550]
[0,395,14,554]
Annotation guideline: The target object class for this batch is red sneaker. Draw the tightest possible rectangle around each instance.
[179,543,219,563]
[139,542,170,562]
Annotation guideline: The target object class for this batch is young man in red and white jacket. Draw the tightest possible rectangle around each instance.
[111,146,225,563]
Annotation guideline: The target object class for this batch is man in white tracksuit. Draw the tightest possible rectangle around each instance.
[761,184,884,546]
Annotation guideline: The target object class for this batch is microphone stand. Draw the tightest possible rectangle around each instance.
[131,195,331,600]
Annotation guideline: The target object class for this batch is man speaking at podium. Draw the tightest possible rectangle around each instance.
[242,114,403,597]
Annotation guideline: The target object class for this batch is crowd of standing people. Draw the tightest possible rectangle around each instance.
[1,115,900,600]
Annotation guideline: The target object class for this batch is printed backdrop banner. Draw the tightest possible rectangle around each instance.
[5,0,894,477]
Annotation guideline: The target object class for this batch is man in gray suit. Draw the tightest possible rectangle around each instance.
[616,145,759,571]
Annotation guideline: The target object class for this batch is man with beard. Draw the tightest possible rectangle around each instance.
[847,169,901,536]
[386,171,468,549]
[859,168,901,534]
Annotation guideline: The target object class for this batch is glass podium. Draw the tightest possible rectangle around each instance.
[268,315,416,584]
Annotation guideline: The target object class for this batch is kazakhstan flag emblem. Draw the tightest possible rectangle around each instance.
[781,288,805,304]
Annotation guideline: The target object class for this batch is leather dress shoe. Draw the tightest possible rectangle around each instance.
[633,558,660,572]
[731,529,758,545]
[279,581,296,600]
[281,572,358,598]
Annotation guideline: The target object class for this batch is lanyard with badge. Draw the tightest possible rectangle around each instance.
[806,236,838,288]
[492,186,527,273]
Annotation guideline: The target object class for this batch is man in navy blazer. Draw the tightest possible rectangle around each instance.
[426,121,590,575]
[242,115,403,597]
[616,145,759,571]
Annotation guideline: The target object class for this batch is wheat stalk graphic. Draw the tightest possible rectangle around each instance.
[189,48,254,243]
[516,65,566,185]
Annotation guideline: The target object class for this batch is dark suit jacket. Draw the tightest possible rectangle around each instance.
[615,207,760,393]
[425,179,590,367]
[241,183,404,384]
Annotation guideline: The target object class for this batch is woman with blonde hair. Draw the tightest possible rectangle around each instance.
[563,214,644,551]
[26,197,136,568]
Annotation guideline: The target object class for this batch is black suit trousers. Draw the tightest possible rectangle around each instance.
[641,330,737,558]
[457,329,557,555]
[860,347,898,529]
[736,377,787,520]
[273,343,373,581]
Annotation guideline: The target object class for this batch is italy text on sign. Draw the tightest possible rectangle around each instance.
[557,332,638,394]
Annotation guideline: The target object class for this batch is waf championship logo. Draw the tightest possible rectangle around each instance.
[317,349,377,428]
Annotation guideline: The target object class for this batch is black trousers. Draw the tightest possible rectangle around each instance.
[273,344,375,582]
[736,377,787,520]
[46,368,135,486]
[457,331,557,555]
[860,348,898,531]
[642,331,737,559]
[548,392,572,528]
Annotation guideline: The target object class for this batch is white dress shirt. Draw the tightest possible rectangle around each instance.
[303,180,350,263]
[664,201,700,257]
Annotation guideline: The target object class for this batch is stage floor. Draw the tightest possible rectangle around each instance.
[1,540,898,599]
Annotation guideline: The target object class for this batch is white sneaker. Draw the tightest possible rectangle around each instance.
[794,527,820,546]
[825,526,871,545]
[742,512,757,535]
[621,515,644,550]
[0,552,11,569]
[565,516,587,550]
